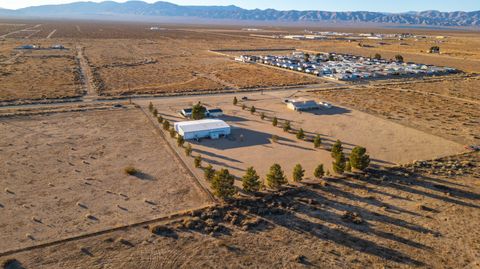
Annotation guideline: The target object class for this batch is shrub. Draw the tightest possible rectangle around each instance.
[374,53,382,60]
[153,108,158,117]
[313,134,321,148]
[185,143,192,156]
[233,96,238,105]
[395,54,404,62]
[194,155,202,168]
[292,164,305,182]
[345,160,352,172]
[314,164,325,179]
[192,102,206,120]
[272,117,278,127]
[204,164,215,181]
[296,128,305,140]
[266,163,287,189]
[162,120,170,130]
[283,121,291,132]
[177,135,185,147]
[331,140,343,159]
[271,134,279,143]
[211,169,236,199]
[169,128,176,138]
[242,167,261,192]
[260,112,265,120]
[157,115,164,123]
[350,146,370,171]
[332,152,346,174]
[124,166,138,175]
[250,106,256,114]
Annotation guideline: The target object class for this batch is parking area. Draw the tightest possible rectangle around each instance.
[236,51,459,81]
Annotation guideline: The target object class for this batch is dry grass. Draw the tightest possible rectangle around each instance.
[0,50,82,101]
[315,86,479,145]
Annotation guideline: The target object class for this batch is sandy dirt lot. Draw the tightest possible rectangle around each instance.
[315,85,480,145]
[0,43,82,101]
[6,152,479,269]
[0,108,211,252]
[152,90,463,181]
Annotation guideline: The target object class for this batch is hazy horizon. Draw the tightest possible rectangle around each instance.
[0,0,478,12]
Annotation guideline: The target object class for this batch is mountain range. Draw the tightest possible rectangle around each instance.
[1,1,479,27]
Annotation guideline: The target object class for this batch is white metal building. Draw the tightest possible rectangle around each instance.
[174,119,231,140]
[286,99,319,111]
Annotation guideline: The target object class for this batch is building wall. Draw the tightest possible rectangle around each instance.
[181,127,231,140]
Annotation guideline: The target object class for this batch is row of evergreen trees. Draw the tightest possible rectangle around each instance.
[151,101,370,200]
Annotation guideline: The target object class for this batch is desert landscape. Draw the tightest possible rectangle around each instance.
[0,5,479,268]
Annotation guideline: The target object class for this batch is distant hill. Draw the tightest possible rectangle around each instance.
[1,1,479,27]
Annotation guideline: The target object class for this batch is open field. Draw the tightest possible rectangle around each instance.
[0,41,82,102]
[314,85,480,145]
[0,108,211,252]
[1,20,479,102]
[0,19,479,269]
[150,90,463,180]
[5,152,479,268]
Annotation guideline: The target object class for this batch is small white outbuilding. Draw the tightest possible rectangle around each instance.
[174,119,231,140]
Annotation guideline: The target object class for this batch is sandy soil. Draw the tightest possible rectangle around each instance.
[1,21,478,101]
[0,45,82,101]
[151,90,463,181]
[315,86,480,145]
[5,152,479,269]
[0,108,211,252]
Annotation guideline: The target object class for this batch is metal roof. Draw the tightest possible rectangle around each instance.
[175,119,230,133]
[290,100,319,108]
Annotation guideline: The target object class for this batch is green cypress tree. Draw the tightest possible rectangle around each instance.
[296,128,305,140]
[242,167,261,192]
[266,163,287,189]
[177,135,185,147]
[345,159,352,172]
[332,152,346,174]
[185,143,192,156]
[211,169,236,199]
[148,102,153,112]
[194,155,202,168]
[242,104,247,110]
[331,140,343,159]
[292,164,305,182]
[250,106,256,114]
[169,128,176,138]
[272,117,278,127]
[314,164,325,179]
[260,112,265,120]
[152,108,158,117]
[157,115,164,123]
[350,146,370,171]
[313,134,322,148]
[233,96,238,105]
[192,102,206,120]
[204,164,215,181]
[283,121,291,132]
[162,120,170,130]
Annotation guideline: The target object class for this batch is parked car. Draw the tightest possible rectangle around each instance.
[320,102,333,109]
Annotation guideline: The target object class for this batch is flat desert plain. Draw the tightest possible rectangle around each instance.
[0,19,479,269]
[5,152,479,268]
[0,107,211,251]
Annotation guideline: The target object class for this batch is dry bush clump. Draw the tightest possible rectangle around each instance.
[124,166,139,175]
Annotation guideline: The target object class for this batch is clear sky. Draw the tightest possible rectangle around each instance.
[0,0,478,12]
